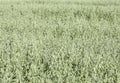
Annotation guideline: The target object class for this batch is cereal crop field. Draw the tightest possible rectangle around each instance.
[0,0,120,83]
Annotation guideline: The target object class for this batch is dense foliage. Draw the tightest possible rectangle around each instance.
[0,0,120,83]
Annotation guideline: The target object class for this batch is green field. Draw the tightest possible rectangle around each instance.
[0,0,120,83]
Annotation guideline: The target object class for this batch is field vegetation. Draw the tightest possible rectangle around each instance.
[0,0,120,83]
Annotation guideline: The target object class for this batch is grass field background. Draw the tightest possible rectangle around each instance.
[0,0,120,83]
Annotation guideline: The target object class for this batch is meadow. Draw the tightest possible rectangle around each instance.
[0,0,120,83]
